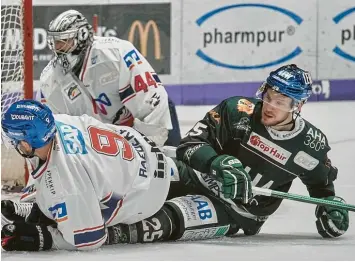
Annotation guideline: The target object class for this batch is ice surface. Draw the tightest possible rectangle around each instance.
[2,101,355,260]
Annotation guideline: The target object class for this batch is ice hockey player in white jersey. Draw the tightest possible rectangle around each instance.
[1,100,236,252]
[40,9,181,147]
[1,100,174,250]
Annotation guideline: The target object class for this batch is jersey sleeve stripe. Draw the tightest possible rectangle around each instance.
[73,224,105,234]
[75,234,107,248]
[119,84,135,103]
[20,185,36,201]
[100,192,124,225]
[101,191,113,202]
[121,94,136,104]
[105,199,123,225]
[74,224,106,247]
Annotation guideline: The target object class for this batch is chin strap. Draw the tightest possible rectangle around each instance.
[15,147,35,159]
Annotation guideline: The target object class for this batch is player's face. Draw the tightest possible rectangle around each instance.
[261,89,293,126]
[54,38,74,53]
[17,141,33,155]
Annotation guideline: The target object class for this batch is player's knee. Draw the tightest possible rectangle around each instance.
[165,195,231,241]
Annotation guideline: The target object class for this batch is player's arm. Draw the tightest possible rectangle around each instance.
[299,149,349,238]
[177,98,241,173]
[116,41,172,146]
[176,97,253,203]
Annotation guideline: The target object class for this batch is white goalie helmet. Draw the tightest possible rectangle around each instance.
[47,10,94,74]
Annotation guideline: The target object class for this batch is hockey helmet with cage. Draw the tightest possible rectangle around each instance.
[47,10,94,74]
[256,64,313,107]
[1,100,56,155]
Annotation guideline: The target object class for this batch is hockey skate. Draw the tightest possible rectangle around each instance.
[1,200,33,226]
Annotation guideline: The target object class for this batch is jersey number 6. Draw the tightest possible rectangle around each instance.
[88,126,134,161]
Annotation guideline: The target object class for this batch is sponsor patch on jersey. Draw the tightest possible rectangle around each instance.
[99,71,118,86]
[48,202,68,223]
[237,99,255,115]
[55,121,88,155]
[44,170,56,196]
[293,151,319,171]
[123,49,142,70]
[64,84,82,101]
[247,132,291,165]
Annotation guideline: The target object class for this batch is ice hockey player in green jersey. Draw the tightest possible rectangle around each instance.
[176,64,349,238]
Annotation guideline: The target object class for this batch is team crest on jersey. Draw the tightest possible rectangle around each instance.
[234,117,250,132]
[237,99,255,115]
[247,132,291,165]
[64,84,82,101]
[112,106,134,126]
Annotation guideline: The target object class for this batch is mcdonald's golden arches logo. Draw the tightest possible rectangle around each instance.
[128,20,161,60]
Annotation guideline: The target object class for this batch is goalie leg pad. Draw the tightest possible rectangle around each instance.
[166,195,231,241]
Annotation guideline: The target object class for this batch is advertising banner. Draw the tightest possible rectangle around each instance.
[181,0,317,83]
[317,0,355,79]
[165,79,355,105]
[31,3,171,80]
[1,0,354,105]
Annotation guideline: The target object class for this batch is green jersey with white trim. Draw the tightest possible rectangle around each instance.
[177,96,337,216]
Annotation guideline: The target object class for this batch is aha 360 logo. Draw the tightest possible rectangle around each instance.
[195,3,303,70]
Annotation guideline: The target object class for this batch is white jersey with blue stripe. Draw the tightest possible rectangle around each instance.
[32,114,173,250]
[39,36,172,146]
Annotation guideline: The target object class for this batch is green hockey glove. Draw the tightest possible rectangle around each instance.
[210,155,252,203]
[315,196,349,238]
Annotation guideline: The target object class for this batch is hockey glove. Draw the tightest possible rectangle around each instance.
[1,222,52,251]
[210,155,252,203]
[315,196,349,238]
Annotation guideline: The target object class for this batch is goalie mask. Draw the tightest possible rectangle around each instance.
[47,10,94,75]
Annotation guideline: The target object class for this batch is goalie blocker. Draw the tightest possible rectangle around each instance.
[106,194,235,244]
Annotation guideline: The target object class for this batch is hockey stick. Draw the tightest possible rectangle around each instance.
[253,186,355,212]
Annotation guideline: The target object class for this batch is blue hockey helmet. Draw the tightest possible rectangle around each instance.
[256,64,313,104]
[1,100,56,149]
